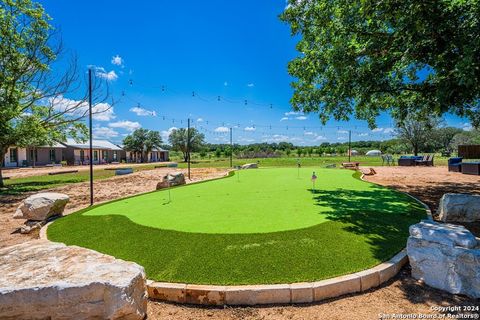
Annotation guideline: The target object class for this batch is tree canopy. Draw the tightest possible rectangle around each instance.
[0,0,109,187]
[168,128,205,162]
[123,128,163,162]
[280,0,480,127]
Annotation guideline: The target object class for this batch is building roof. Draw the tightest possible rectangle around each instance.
[62,138,124,151]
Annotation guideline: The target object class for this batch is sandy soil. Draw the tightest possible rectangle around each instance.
[1,165,479,319]
[0,167,228,248]
[1,162,176,179]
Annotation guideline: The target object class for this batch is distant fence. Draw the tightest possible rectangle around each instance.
[458,145,480,159]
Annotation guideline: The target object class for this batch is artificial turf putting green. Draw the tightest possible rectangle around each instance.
[48,168,426,285]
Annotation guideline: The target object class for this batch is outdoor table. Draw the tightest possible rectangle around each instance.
[461,162,480,175]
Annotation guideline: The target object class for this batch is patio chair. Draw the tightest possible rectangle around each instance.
[415,155,429,166]
[426,154,434,166]
[448,157,462,172]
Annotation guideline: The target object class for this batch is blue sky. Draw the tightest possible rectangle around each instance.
[40,0,471,145]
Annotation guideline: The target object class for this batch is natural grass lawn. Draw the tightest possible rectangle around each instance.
[48,168,426,285]
[0,164,158,195]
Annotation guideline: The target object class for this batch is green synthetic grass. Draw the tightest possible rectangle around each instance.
[81,168,413,234]
[48,168,426,285]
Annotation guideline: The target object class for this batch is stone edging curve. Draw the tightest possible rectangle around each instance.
[40,169,431,306]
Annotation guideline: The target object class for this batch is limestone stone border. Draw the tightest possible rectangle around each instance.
[40,170,432,306]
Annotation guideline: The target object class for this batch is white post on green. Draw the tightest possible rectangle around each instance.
[311,171,317,193]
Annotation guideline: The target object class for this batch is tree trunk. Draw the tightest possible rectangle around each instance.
[183,151,188,162]
[0,149,5,188]
[413,145,419,156]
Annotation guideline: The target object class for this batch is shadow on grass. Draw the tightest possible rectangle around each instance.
[309,185,426,260]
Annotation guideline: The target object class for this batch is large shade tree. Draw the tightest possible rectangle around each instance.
[168,128,205,162]
[395,116,440,155]
[123,129,163,163]
[0,0,110,187]
[280,0,480,127]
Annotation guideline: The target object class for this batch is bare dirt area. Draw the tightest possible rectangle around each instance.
[0,167,228,248]
[1,165,479,319]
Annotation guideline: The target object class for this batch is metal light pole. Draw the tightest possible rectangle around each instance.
[229,127,233,168]
[88,69,94,206]
[187,118,191,180]
[348,130,352,162]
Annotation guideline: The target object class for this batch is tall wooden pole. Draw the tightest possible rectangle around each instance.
[187,118,191,180]
[88,69,94,206]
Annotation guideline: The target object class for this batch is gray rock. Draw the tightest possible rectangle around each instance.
[409,220,477,249]
[407,220,480,298]
[156,172,186,190]
[0,240,147,319]
[241,163,258,169]
[13,192,70,221]
[437,193,480,223]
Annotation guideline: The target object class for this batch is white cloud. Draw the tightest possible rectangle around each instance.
[214,126,229,133]
[111,55,123,66]
[383,127,394,134]
[295,116,307,120]
[358,133,369,137]
[197,118,204,122]
[93,126,119,139]
[371,128,384,133]
[247,83,255,87]
[96,69,118,81]
[280,117,289,121]
[50,96,115,121]
[462,122,473,131]
[109,120,141,132]
[337,130,349,134]
[314,135,327,141]
[304,131,315,136]
[130,106,157,117]
[92,66,118,81]
[244,126,256,132]
[285,111,303,116]
[92,103,116,121]
[161,127,177,141]
[337,137,347,140]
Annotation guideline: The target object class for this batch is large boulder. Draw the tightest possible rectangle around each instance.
[0,240,147,319]
[156,172,186,190]
[14,192,70,221]
[437,193,480,222]
[407,220,480,298]
[241,163,258,169]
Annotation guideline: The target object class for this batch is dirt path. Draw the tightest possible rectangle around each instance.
[1,165,479,319]
[0,167,228,248]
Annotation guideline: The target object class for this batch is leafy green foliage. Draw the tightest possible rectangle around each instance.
[0,0,91,186]
[168,127,205,162]
[122,128,163,162]
[281,0,480,127]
